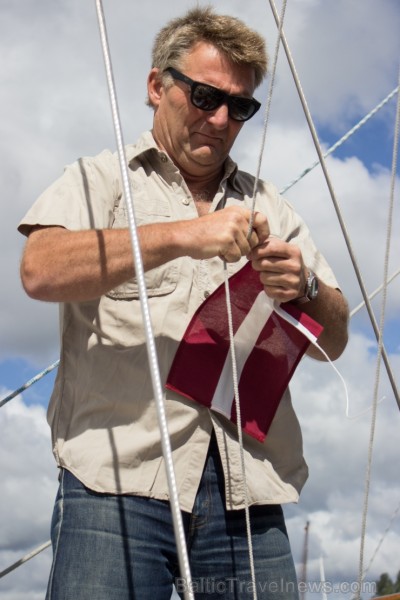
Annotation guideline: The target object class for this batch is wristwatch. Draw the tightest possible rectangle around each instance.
[295,269,319,304]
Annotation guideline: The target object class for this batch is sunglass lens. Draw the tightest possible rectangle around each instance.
[190,79,261,122]
[229,98,257,121]
[192,84,222,111]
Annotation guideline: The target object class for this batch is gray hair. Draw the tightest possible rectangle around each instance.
[147,6,268,105]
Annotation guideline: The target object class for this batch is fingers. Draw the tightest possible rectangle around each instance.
[218,227,251,262]
[251,211,270,244]
[249,238,306,301]
[186,206,269,263]
[225,207,269,262]
[218,208,270,262]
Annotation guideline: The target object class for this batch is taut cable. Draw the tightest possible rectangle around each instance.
[280,86,399,194]
[248,0,288,237]
[226,3,289,598]
[94,2,194,598]
[356,63,400,600]
[268,0,400,410]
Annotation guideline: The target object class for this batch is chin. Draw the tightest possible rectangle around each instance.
[192,146,222,163]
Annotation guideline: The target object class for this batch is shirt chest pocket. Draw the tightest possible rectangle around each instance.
[107,201,180,300]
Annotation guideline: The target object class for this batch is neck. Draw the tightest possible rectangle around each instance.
[185,163,224,197]
[152,127,226,191]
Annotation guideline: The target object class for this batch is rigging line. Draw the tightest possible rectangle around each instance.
[362,499,400,580]
[0,540,51,579]
[280,86,399,195]
[230,3,290,596]
[356,63,400,600]
[223,263,258,600]
[267,0,400,411]
[350,268,400,318]
[248,0,288,235]
[94,3,194,599]
[0,359,60,408]
[228,4,290,596]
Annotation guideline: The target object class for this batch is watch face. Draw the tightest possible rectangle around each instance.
[308,274,319,300]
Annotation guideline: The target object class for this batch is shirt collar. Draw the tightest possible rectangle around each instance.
[126,130,241,194]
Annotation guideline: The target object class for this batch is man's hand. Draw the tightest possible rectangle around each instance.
[21,208,270,303]
[180,206,270,263]
[247,236,307,302]
[248,235,349,361]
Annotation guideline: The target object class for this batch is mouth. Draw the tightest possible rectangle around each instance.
[192,131,223,146]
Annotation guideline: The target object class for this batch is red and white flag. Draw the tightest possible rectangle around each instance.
[166,262,323,442]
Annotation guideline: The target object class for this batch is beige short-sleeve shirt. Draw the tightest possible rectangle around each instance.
[19,131,339,512]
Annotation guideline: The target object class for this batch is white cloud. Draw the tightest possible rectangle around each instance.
[0,396,57,599]
[284,331,400,590]
[264,0,400,128]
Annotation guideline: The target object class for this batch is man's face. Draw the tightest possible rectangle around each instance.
[148,42,257,180]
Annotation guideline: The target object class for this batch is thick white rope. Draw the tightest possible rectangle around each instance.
[355,64,400,600]
[267,0,400,411]
[94,2,194,598]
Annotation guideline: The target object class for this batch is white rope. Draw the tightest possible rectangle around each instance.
[94,2,193,598]
[223,263,258,600]
[248,0,288,235]
[362,499,400,581]
[355,64,400,600]
[224,4,289,597]
[0,360,60,408]
[350,268,400,318]
[267,0,400,411]
[0,540,51,579]
[280,86,399,194]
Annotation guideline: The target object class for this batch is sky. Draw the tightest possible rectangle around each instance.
[0,0,399,598]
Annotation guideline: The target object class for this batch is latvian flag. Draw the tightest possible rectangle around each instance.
[166,261,323,442]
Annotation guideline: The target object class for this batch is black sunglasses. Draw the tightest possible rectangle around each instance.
[165,67,261,122]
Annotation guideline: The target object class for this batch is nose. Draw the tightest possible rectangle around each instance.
[206,102,230,129]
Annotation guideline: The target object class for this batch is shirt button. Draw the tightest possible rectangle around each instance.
[204,291,210,298]
[160,154,168,163]
[182,198,190,205]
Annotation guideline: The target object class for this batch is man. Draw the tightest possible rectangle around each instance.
[19,7,349,600]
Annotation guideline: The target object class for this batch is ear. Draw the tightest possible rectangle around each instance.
[147,68,163,108]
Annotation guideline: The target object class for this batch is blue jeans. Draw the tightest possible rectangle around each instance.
[46,436,298,599]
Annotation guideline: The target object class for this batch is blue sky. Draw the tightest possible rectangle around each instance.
[319,88,398,170]
[1,1,399,598]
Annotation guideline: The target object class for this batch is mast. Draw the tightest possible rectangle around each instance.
[299,520,310,600]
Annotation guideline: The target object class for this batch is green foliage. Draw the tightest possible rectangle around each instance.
[375,570,400,595]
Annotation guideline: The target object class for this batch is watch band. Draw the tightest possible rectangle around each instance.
[295,269,319,304]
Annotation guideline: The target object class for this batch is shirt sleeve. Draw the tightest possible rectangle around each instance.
[18,150,120,237]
